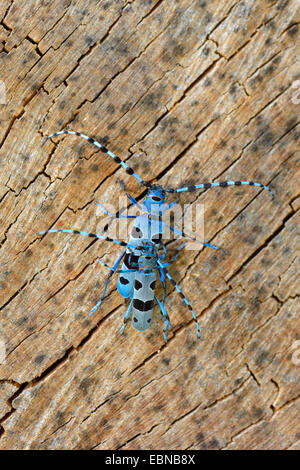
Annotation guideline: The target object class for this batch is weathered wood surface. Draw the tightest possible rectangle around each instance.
[0,0,299,450]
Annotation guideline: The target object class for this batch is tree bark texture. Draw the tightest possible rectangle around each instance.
[0,0,299,450]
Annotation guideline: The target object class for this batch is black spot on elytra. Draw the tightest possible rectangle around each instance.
[25,249,33,257]
[66,263,73,271]
[134,280,143,290]
[59,100,66,110]
[131,226,143,238]
[120,276,130,285]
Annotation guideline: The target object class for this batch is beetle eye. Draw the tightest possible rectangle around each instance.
[152,196,162,202]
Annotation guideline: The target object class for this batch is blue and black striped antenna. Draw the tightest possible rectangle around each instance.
[165,180,273,196]
[44,130,151,188]
[44,130,274,197]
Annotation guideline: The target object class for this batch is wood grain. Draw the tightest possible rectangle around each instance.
[0,0,299,450]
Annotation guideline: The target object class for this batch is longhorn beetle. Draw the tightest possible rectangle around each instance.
[38,228,189,342]
[40,130,274,340]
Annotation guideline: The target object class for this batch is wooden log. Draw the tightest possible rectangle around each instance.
[0,0,299,450]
